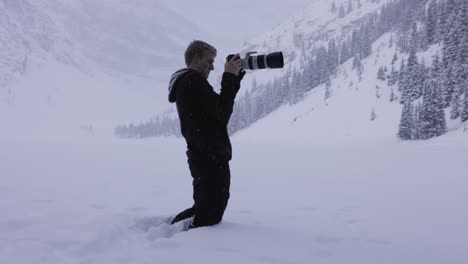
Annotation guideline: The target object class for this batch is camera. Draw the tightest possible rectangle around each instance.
[226,51,284,70]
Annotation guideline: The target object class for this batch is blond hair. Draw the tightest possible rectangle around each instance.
[184,40,217,66]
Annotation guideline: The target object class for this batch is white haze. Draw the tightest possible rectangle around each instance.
[159,0,312,45]
[1,0,467,263]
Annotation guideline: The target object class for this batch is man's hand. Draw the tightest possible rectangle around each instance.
[237,70,246,81]
[225,54,242,76]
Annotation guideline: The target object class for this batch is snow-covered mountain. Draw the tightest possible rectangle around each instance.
[238,0,390,85]
[0,0,78,87]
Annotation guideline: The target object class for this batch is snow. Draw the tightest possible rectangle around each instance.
[1,136,467,264]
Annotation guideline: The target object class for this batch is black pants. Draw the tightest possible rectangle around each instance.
[171,154,231,228]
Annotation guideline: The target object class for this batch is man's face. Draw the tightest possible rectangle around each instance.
[194,51,215,79]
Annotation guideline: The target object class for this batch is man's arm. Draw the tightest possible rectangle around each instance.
[215,54,245,125]
[178,73,240,126]
[217,72,240,125]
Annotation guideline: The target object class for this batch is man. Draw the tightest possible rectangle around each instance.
[168,40,245,229]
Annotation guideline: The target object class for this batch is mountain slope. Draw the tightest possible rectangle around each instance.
[238,0,392,90]
[231,0,468,142]
[234,34,447,144]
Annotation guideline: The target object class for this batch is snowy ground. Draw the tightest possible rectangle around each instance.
[1,134,467,264]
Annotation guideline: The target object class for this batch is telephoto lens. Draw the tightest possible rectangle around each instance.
[226,51,284,70]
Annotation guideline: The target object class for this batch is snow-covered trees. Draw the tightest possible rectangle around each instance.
[440,0,468,113]
[420,77,446,139]
[377,66,386,81]
[114,115,180,138]
[397,0,468,140]
[338,4,346,18]
[388,65,399,86]
[400,26,424,103]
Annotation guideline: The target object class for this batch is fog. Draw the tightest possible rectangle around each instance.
[159,0,312,49]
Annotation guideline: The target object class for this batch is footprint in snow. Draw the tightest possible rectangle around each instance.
[131,216,191,240]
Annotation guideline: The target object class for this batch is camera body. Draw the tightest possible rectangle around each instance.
[226,51,284,70]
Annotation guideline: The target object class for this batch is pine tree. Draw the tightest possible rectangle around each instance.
[403,45,423,102]
[442,67,456,108]
[398,59,406,93]
[456,29,468,86]
[462,85,468,122]
[327,39,339,74]
[409,22,420,51]
[392,52,398,65]
[359,26,372,58]
[388,65,399,86]
[377,66,386,81]
[438,0,449,38]
[447,2,468,119]
[389,34,394,48]
[244,89,252,124]
[420,77,446,139]
[339,4,346,18]
[251,78,258,92]
[398,101,414,140]
[450,83,463,119]
[331,2,337,13]
[279,69,291,103]
[434,84,447,136]
[432,53,443,82]
[347,0,353,14]
[264,82,275,114]
[390,87,398,102]
[441,1,461,107]
[413,103,421,139]
[442,21,458,67]
[324,82,331,101]
[340,42,351,64]
[289,70,303,104]
[425,0,438,45]
[370,108,377,121]
[420,59,447,139]
[352,55,364,81]
[442,0,459,66]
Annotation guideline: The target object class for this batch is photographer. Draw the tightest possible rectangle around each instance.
[168,40,245,229]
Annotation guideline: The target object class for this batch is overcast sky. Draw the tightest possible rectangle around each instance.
[160,0,312,47]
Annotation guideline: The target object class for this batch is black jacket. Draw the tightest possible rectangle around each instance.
[168,69,242,161]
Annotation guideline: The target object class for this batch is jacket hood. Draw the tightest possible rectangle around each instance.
[168,68,193,103]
